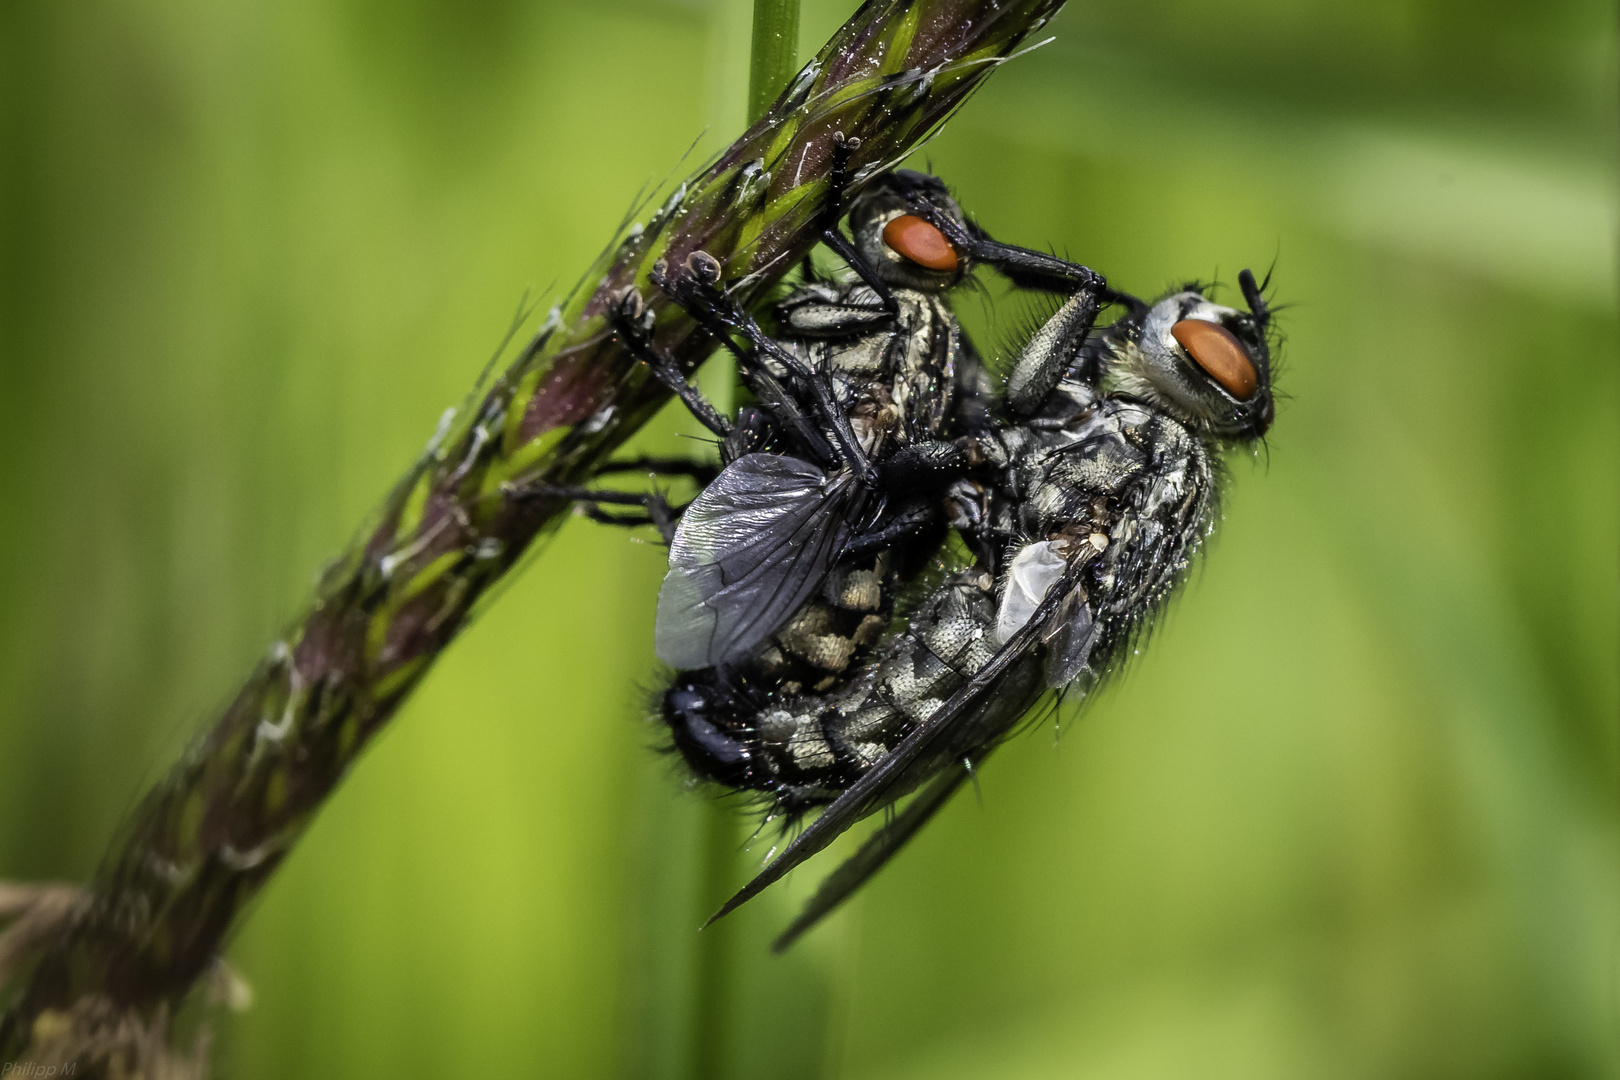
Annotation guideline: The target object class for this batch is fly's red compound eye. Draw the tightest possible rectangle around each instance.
[1171,319,1258,399]
[881,214,960,272]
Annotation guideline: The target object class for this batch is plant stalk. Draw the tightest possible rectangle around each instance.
[0,0,1067,1064]
[748,0,803,125]
[690,798,743,1080]
[688,5,804,1077]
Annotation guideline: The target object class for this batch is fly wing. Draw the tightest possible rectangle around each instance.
[704,560,1084,926]
[1044,585,1097,687]
[655,453,858,670]
[770,753,986,951]
[1000,540,1100,689]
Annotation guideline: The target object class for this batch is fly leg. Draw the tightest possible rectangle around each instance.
[955,225,1109,296]
[613,287,806,464]
[512,456,724,540]
[608,286,732,439]
[842,499,942,561]
[643,259,832,464]
[815,131,899,314]
[596,456,719,488]
[998,286,1113,417]
[653,255,878,487]
[839,438,978,558]
[889,172,1114,298]
[883,176,1118,413]
[504,480,686,542]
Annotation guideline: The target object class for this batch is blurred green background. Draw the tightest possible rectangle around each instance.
[2,0,1616,1076]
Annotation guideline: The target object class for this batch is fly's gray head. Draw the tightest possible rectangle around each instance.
[847,170,969,292]
[1108,270,1275,441]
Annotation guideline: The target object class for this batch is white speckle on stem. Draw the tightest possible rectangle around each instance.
[426,407,457,457]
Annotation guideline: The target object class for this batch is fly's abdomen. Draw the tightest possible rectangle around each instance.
[658,550,902,798]
[662,568,1044,816]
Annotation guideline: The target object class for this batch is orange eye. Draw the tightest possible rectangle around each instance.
[1171,319,1258,399]
[881,214,959,272]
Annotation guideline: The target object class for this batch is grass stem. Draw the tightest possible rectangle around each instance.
[688,6,803,1076]
[749,0,803,126]
[691,801,741,1080]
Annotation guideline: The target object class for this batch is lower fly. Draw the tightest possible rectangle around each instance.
[512,157,1279,950]
[681,270,1279,949]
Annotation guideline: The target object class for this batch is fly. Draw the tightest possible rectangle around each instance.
[681,269,1279,949]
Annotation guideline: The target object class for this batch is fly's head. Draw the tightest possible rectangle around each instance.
[848,170,969,292]
[1103,269,1275,443]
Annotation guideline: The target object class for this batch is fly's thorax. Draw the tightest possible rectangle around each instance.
[894,292,958,444]
[885,291,956,389]
[999,400,1148,540]
[824,288,956,455]
[982,394,1216,675]
[813,288,900,376]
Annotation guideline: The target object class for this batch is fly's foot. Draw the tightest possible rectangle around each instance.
[650,254,744,345]
[609,285,655,346]
[821,132,899,316]
[823,131,861,231]
[608,281,731,438]
[687,249,723,285]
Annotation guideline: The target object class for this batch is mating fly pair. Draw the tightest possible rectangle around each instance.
[537,159,1278,948]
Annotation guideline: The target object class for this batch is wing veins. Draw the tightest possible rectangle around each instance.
[710,482,857,660]
[705,559,1084,925]
[770,753,987,951]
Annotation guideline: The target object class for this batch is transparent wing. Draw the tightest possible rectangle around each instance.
[1044,584,1097,687]
[705,560,1084,926]
[655,453,858,670]
[770,753,986,951]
